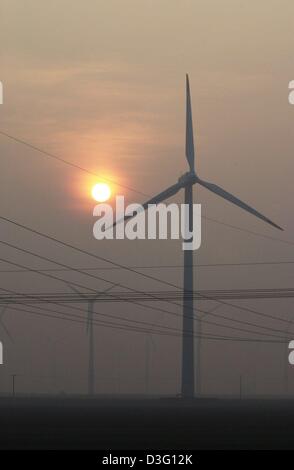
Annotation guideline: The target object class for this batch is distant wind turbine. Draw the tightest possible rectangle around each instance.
[68,283,119,395]
[112,74,283,398]
[0,306,14,393]
[0,305,13,342]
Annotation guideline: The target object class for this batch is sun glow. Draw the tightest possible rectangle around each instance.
[91,182,112,202]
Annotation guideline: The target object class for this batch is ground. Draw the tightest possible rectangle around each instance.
[0,396,293,449]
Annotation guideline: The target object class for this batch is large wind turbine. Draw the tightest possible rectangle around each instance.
[113,75,282,398]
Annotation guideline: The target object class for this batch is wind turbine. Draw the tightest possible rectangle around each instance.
[112,74,283,398]
[0,306,14,392]
[68,283,118,395]
[0,305,13,342]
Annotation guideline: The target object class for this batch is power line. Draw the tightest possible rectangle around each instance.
[204,215,291,247]
[4,296,227,340]
[0,265,196,334]
[0,216,292,336]
[0,130,149,197]
[2,288,294,302]
[1,291,216,340]
[1,260,294,274]
[0,283,290,344]
[2,286,294,339]
[1,130,290,247]
[0,253,289,340]
[0,236,291,338]
[5,299,289,344]
[0,216,284,331]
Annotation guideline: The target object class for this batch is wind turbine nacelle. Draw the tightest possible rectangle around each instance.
[178,172,198,186]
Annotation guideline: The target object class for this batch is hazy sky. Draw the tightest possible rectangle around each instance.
[0,1,294,396]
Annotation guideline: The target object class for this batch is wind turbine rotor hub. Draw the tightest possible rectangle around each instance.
[178,171,198,187]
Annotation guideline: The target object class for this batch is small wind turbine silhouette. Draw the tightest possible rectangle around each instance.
[0,305,13,342]
[0,306,13,388]
[112,74,283,398]
[68,283,119,395]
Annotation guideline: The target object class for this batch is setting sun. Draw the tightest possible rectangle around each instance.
[91,182,111,202]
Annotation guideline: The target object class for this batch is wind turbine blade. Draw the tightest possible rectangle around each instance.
[198,178,283,231]
[67,283,120,333]
[185,74,195,172]
[141,182,183,207]
[112,181,183,228]
[67,284,87,298]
